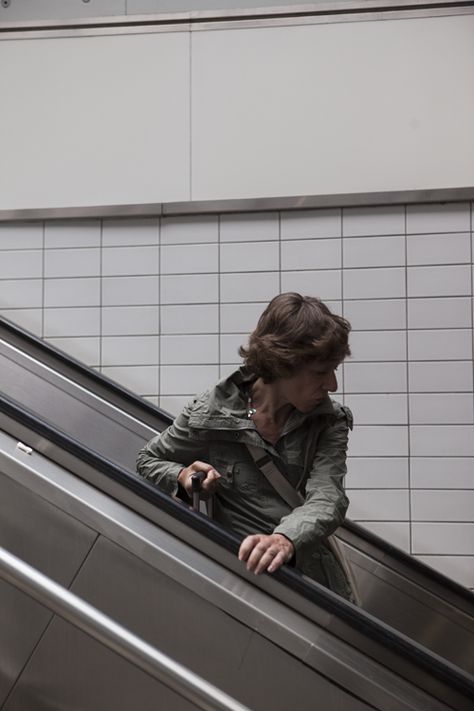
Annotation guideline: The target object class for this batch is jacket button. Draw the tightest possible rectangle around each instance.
[234,432,241,439]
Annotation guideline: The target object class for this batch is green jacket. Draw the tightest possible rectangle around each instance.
[136,367,354,600]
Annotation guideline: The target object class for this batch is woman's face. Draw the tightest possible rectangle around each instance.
[277,361,339,413]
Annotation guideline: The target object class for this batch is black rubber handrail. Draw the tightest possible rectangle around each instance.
[0,391,473,701]
[1,314,472,604]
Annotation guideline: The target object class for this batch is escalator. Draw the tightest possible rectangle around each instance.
[0,316,473,709]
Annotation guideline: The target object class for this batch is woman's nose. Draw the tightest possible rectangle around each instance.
[324,370,338,392]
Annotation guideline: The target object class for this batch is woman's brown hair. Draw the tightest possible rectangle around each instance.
[239,292,351,382]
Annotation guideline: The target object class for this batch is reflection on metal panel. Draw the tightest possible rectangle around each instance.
[0,472,97,706]
[3,617,197,711]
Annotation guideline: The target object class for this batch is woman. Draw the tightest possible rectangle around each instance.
[136,293,354,600]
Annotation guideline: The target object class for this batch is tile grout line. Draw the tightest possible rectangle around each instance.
[405,204,413,556]
[158,217,161,406]
[341,207,345,402]
[218,214,222,379]
[99,220,103,371]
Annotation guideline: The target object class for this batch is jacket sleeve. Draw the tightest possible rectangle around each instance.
[273,407,352,552]
[136,402,209,497]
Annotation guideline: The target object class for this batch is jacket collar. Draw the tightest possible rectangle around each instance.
[188,366,336,432]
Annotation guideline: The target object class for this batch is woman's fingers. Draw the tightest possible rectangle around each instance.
[178,461,221,497]
[238,534,294,575]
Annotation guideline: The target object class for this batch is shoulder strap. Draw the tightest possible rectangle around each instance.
[246,443,303,509]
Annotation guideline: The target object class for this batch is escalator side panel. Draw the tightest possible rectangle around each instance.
[0,345,154,471]
[3,615,196,711]
[0,472,97,706]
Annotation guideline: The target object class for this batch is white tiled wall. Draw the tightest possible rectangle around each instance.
[1,202,473,588]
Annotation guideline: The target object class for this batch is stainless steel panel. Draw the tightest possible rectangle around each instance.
[337,540,474,674]
[3,616,196,711]
[0,341,154,471]
[0,546,248,711]
[23,535,375,711]
[0,471,97,706]
[1,187,474,223]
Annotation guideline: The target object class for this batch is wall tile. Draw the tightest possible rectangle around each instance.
[408,329,472,360]
[0,309,42,336]
[344,394,407,425]
[411,490,474,521]
[412,523,474,555]
[411,425,474,457]
[161,215,218,244]
[159,395,192,414]
[161,334,219,364]
[407,297,471,329]
[0,222,43,249]
[44,307,100,337]
[44,278,100,307]
[406,202,470,233]
[411,457,474,488]
[102,306,159,336]
[102,275,159,306]
[280,209,341,239]
[45,220,101,248]
[161,304,218,334]
[343,267,405,299]
[349,330,406,361]
[101,365,159,395]
[345,490,409,520]
[102,246,158,276]
[160,364,219,395]
[346,457,409,487]
[342,206,405,237]
[348,425,408,457]
[409,361,473,392]
[0,279,42,308]
[407,232,470,265]
[220,302,263,333]
[45,248,100,278]
[353,522,410,552]
[220,334,246,363]
[409,393,474,424]
[161,243,218,274]
[0,250,43,279]
[281,270,341,300]
[343,299,406,331]
[46,337,100,366]
[161,273,218,304]
[220,212,279,242]
[281,238,340,271]
[343,235,405,268]
[413,555,474,588]
[221,241,279,272]
[220,271,279,303]
[407,265,471,297]
[344,362,407,393]
[102,218,159,246]
[101,336,159,366]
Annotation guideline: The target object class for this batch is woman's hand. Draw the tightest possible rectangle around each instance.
[238,533,294,575]
[177,461,221,500]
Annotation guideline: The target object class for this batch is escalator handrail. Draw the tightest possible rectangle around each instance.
[1,391,473,701]
[1,313,473,605]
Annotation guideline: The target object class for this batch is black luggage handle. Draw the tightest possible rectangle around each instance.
[190,472,214,518]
